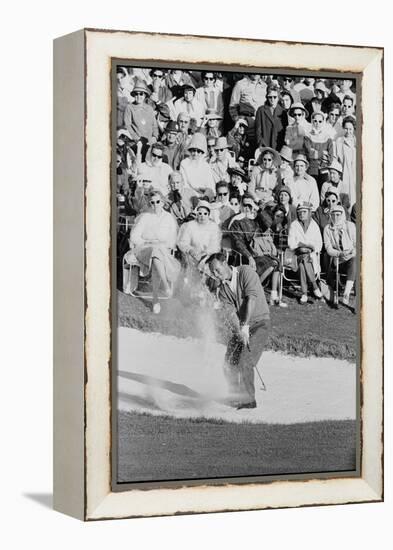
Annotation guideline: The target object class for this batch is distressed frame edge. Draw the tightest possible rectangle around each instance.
[80,29,383,521]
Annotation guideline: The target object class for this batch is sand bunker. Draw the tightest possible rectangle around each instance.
[117,327,356,424]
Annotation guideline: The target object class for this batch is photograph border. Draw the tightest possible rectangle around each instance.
[110,59,362,491]
[53,28,383,521]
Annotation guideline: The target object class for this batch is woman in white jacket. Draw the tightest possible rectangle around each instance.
[288,202,323,304]
[323,203,356,306]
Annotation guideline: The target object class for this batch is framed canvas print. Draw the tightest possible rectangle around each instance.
[53,29,383,521]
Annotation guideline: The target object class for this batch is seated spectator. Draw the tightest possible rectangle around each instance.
[166,171,195,225]
[288,202,323,304]
[324,204,356,306]
[132,178,154,214]
[210,137,238,183]
[228,166,248,197]
[276,185,297,226]
[285,102,311,153]
[290,153,320,211]
[136,143,172,197]
[248,147,281,206]
[320,159,350,209]
[229,196,277,283]
[210,181,236,226]
[177,200,221,270]
[303,112,334,188]
[179,133,216,199]
[129,189,181,314]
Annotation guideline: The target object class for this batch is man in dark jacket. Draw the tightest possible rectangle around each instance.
[255,85,287,150]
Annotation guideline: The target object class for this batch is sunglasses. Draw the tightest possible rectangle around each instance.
[150,199,161,205]
[197,210,209,216]
[133,91,145,96]
[152,74,163,78]
[244,204,253,209]
[189,148,204,154]
[293,112,303,117]
[218,192,228,196]
[326,197,337,202]
[263,157,273,161]
[267,95,278,99]
[151,152,163,159]
[204,76,214,81]
[283,78,293,82]
[230,201,239,206]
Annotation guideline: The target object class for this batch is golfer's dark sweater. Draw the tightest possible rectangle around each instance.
[218,265,270,327]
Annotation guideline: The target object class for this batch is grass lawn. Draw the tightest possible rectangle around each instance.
[117,411,357,483]
[118,288,357,362]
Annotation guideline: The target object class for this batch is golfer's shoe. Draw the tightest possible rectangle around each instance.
[235,400,257,410]
[152,302,161,315]
[299,294,308,304]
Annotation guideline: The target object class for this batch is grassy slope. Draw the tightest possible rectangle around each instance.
[118,289,357,362]
[117,411,357,482]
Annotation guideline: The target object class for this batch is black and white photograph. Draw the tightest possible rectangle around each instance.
[114,65,359,484]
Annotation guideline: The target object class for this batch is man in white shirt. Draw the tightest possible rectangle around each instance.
[169,84,206,126]
[229,74,267,121]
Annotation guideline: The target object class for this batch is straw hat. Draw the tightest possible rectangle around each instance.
[296,201,313,211]
[328,159,343,173]
[277,185,292,199]
[257,146,281,166]
[214,136,229,150]
[279,145,293,163]
[288,102,307,116]
[293,153,310,168]
[187,132,208,154]
[131,79,151,97]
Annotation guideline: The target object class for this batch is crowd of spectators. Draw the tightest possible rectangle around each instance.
[117,67,357,313]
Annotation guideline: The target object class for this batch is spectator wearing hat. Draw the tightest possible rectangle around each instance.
[227,118,253,161]
[303,111,334,188]
[210,136,238,184]
[288,202,323,304]
[284,103,311,153]
[255,85,287,151]
[313,186,343,232]
[277,145,295,187]
[320,159,350,208]
[136,142,173,198]
[248,147,281,206]
[199,109,223,139]
[177,200,221,269]
[160,121,181,170]
[195,72,224,119]
[228,166,248,197]
[179,133,216,199]
[276,185,297,226]
[290,154,320,211]
[334,116,356,208]
[229,73,267,122]
[124,79,159,147]
[324,203,356,306]
[228,196,276,284]
[169,83,206,126]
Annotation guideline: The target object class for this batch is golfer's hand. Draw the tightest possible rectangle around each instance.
[240,324,250,348]
[248,256,256,270]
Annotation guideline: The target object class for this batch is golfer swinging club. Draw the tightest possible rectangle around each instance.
[208,252,271,410]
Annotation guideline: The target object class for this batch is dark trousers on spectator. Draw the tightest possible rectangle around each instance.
[224,321,270,403]
[327,257,356,287]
